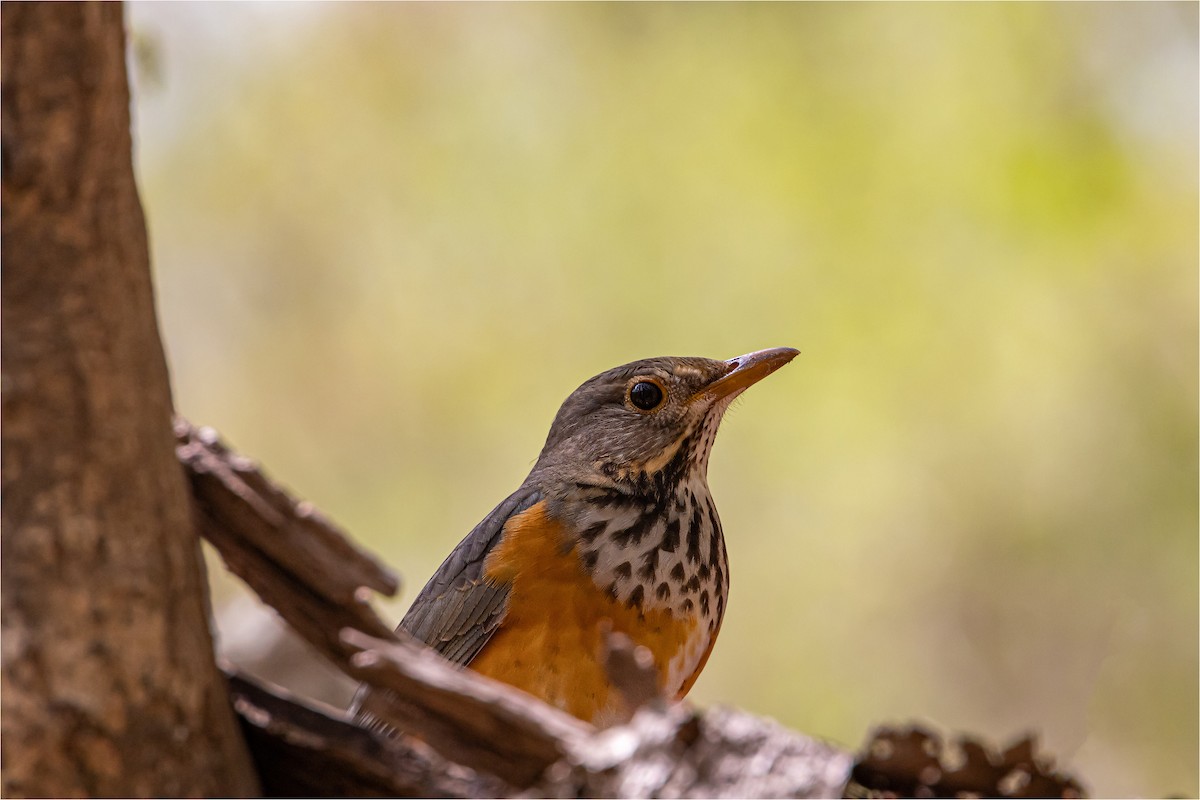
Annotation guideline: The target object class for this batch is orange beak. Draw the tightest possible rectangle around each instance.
[691,347,799,403]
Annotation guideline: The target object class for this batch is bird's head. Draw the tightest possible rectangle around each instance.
[532,348,798,498]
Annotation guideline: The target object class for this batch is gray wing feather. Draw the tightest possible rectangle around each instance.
[398,485,541,660]
[350,485,541,727]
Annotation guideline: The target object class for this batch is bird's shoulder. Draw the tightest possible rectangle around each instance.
[398,483,543,665]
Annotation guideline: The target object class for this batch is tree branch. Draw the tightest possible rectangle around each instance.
[342,629,589,788]
[176,418,399,667]
[227,669,503,798]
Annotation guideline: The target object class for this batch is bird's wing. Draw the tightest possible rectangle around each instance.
[350,485,542,729]
[398,484,543,665]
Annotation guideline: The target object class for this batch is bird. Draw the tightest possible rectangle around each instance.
[354,347,798,729]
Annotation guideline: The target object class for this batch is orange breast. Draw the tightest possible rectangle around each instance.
[471,502,700,726]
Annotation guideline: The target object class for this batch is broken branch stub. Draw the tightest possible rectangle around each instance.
[175,417,399,667]
[341,628,590,788]
[227,668,505,798]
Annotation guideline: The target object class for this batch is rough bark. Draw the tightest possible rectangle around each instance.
[229,670,504,798]
[848,725,1086,799]
[175,419,400,666]
[0,4,258,796]
[343,629,591,788]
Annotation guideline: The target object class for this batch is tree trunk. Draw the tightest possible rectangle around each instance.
[1,3,259,796]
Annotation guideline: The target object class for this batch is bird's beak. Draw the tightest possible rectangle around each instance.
[691,347,800,403]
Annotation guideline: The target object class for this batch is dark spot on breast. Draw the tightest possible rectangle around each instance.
[686,505,703,564]
[682,598,694,613]
[661,517,680,552]
[627,584,645,609]
[656,582,671,600]
[670,562,685,582]
[698,563,710,580]
[581,550,599,573]
[700,590,710,615]
[684,575,701,594]
[706,497,723,565]
[614,561,631,580]
[605,581,619,600]
[638,547,659,580]
[612,512,654,548]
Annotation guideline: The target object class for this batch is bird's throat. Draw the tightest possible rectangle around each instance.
[565,455,729,628]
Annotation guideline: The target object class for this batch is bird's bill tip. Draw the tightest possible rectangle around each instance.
[693,347,799,402]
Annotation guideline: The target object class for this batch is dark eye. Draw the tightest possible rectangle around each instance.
[629,380,665,411]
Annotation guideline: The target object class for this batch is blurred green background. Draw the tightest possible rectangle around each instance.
[128,3,1196,796]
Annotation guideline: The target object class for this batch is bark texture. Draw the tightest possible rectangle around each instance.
[1,4,258,796]
[230,671,505,798]
[175,420,400,666]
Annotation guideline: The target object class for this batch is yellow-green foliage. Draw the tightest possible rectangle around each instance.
[130,3,1197,796]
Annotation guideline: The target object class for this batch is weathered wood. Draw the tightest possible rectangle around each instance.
[178,420,398,601]
[533,702,854,799]
[848,724,1086,799]
[341,627,856,797]
[177,418,400,667]
[228,669,504,798]
[343,629,590,788]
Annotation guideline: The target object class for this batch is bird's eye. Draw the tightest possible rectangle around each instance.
[628,380,665,411]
